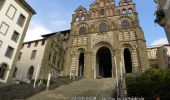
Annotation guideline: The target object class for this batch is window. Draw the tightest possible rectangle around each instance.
[41,40,45,45]
[0,63,8,79]
[82,17,85,21]
[128,8,133,13]
[31,50,37,59]
[12,67,17,78]
[18,52,22,61]
[77,16,81,22]
[100,9,105,16]
[122,9,126,14]
[5,46,14,58]
[99,22,107,32]
[27,43,31,48]
[121,20,131,29]
[0,22,9,35]
[0,40,2,48]
[6,4,17,19]
[123,2,128,6]
[76,17,79,22]
[11,31,19,42]
[48,53,51,61]
[17,14,26,27]
[79,27,86,35]
[34,41,38,47]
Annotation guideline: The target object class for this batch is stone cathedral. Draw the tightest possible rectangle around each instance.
[62,0,150,79]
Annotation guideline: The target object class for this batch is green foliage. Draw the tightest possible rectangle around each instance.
[126,68,170,100]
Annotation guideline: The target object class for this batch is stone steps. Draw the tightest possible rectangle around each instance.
[27,78,116,100]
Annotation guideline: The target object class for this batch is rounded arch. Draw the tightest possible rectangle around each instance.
[122,9,126,14]
[119,42,137,52]
[76,22,89,35]
[27,66,34,80]
[0,62,9,80]
[96,46,112,78]
[92,18,111,33]
[120,43,136,73]
[124,48,133,73]
[115,16,134,30]
[93,41,114,54]
[75,48,86,76]
[128,8,133,13]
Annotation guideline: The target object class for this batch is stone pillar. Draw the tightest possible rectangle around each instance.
[132,49,140,73]
[84,51,92,79]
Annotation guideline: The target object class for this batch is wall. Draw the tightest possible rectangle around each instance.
[0,0,33,83]
[16,40,46,82]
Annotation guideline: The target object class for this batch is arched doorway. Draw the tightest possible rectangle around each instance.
[27,66,34,80]
[0,63,8,79]
[96,47,112,78]
[124,48,132,73]
[78,53,84,76]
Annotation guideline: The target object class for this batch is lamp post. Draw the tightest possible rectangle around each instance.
[114,56,119,97]
[33,64,40,88]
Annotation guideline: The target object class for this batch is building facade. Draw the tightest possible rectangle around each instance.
[147,45,170,69]
[0,0,35,83]
[155,0,170,43]
[16,31,69,81]
[147,45,161,68]
[157,45,170,69]
[16,0,150,81]
[63,0,150,79]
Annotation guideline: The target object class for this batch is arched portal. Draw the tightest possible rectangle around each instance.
[78,53,84,76]
[0,63,8,79]
[96,47,112,78]
[124,48,132,73]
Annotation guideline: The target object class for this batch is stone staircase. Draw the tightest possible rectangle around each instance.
[27,78,116,100]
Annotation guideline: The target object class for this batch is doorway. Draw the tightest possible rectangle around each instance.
[96,47,112,78]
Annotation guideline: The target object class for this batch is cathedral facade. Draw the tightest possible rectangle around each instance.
[63,0,150,79]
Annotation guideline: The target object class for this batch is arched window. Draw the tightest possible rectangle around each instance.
[13,67,18,78]
[123,2,128,6]
[76,18,79,22]
[100,9,105,16]
[79,27,86,35]
[122,9,126,14]
[121,20,131,29]
[0,63,8,79]
[128,8,133,13]
[27,66,34,80]
[99,22,107,32]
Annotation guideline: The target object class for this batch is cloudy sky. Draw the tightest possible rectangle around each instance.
[25,0,168,46]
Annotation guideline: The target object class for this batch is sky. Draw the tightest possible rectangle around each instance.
[25,0,168,46]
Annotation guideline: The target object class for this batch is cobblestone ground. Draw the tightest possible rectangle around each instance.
[27,78,116,100]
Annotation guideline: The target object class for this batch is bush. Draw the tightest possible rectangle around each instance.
[126,68,170,100]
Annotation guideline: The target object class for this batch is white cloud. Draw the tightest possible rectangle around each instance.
[151,38,168,46]
[24,21,51,42]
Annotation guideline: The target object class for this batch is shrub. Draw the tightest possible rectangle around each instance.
[126,68,170,100]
